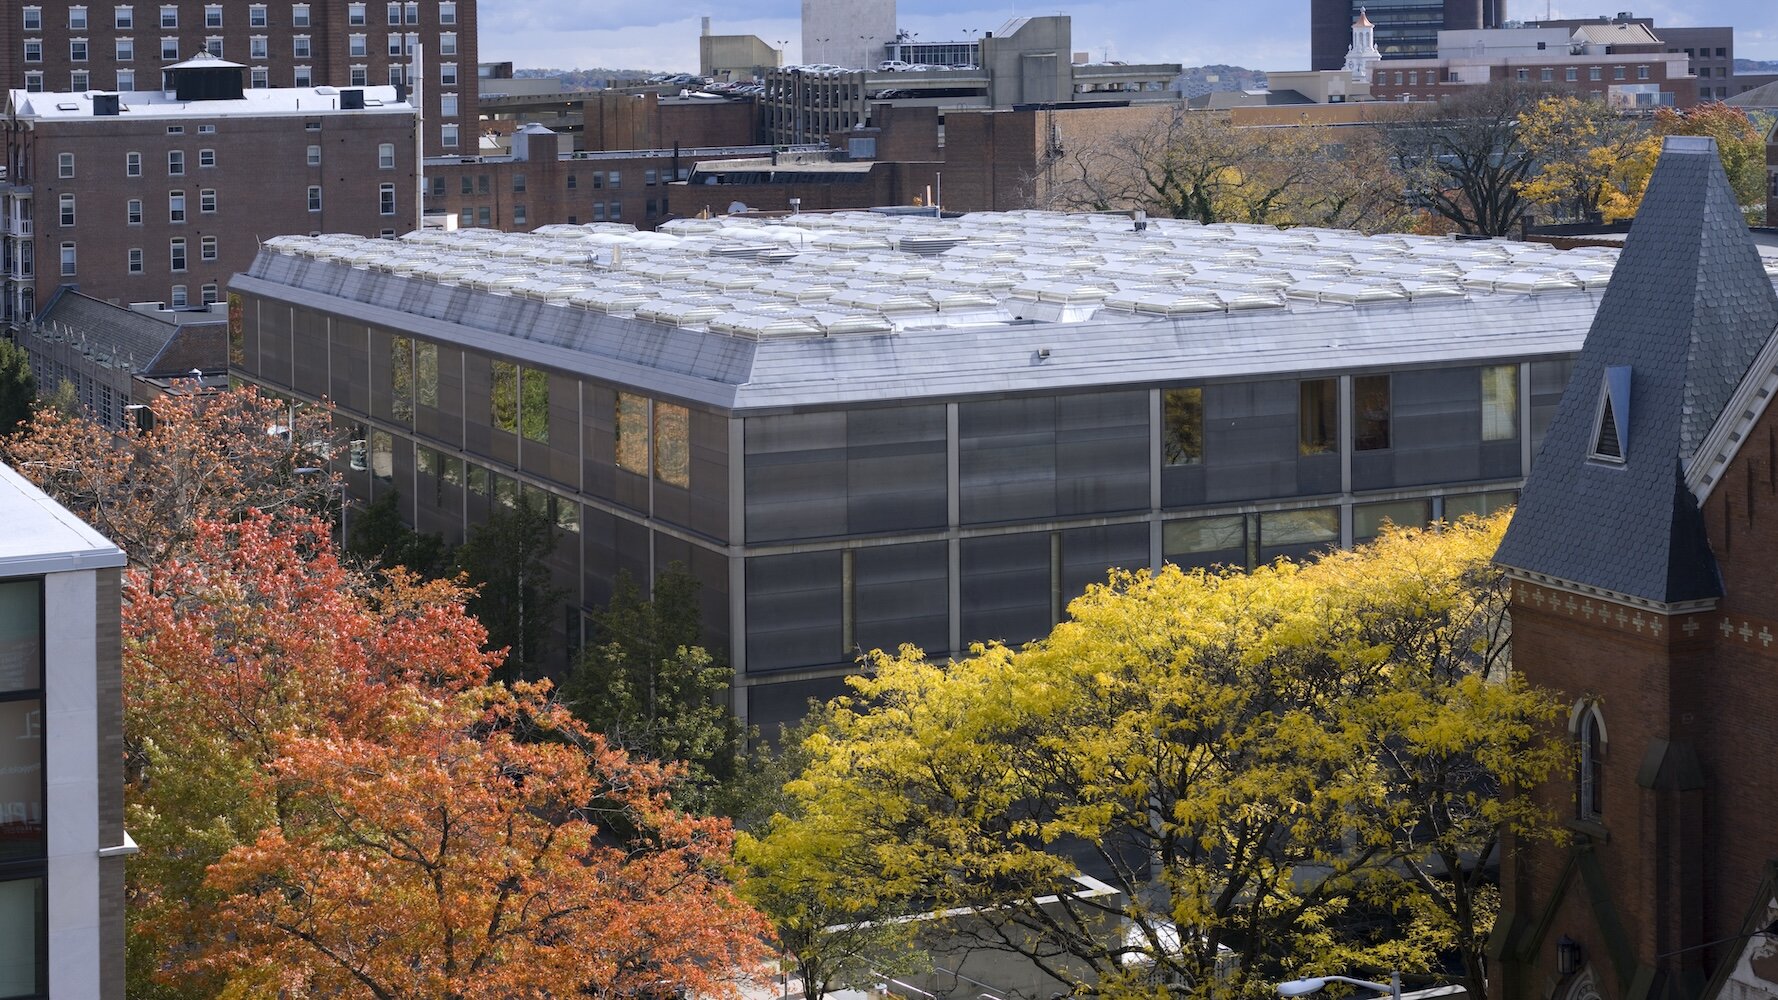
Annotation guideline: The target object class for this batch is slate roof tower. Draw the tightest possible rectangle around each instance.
[1495,137,1778,1000]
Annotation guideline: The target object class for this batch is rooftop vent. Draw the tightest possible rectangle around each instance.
[340,88,366,110]
[91,93,120,115]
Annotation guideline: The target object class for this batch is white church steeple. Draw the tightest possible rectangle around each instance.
[1343,7,1381,82]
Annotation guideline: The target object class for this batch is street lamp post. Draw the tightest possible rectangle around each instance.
[1278,971,1402,1000]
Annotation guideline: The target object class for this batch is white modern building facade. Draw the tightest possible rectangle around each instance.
[0,462,127,1000]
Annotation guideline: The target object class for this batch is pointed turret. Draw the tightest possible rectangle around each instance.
[1496,136,1778,604]
[1344,8,1381,82]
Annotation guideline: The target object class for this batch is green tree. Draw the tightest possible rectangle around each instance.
[454,499,563,681]
[0,339,34,435]
[777,515,1564,1000]
[563,566,742,812]
[346,488,454,579]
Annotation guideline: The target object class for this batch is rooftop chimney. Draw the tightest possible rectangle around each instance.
[702,16,712,36]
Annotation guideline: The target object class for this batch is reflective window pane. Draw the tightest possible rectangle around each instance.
[615,393,649,476]
[1353,375,1391,451]
[1163,387,1202,465]
[653,401,689,488]
[1163,515,1247,571]
[519,367,548,444]
[415,341,437,408]
[1299,378,1336,454]
[0,877,46,998]
[1258,507,1339,564]
[1354,499,1431,541]
[0,582,40,694]
[1481,365,1518,442]
[490,360,518,434]
[0,700,44,862]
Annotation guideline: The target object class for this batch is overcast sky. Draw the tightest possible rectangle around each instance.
[478,0,1778,74]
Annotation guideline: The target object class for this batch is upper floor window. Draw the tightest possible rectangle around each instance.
[438,1,454,23]
[348,34,367,57]
[198,148,215,167]
[23,40,41,64]
[291,3,309,26]
[387,2,400,24]
[347,2,365,24]
[440,122,459,148]
[439,92,458,117]
[249,4,266,26]
[250,35,267,58]
[204,4,221,27]
[1353,374,1391,451]
[293,65,311,86]
[70,38,88,61]
[377,142,395,169]
[379,183,395,215]
[439,62,457,86]
[167,149,184,175]
[204,36,222,57]
[69,6,87,28]
[439,31,456,55]
[159,5,177,27]
[293,35,310,58]
[404,1,418,22]
[200,189,215,213]
[70,69,89,90]
[114,5,131,27]
[57,152,74,178]
[22,6,41,30]
[59,193,76,226]
[126,151,141,176]
[23,71,42,92]
[1481,365,1518,441]
[160,36,177,59]
[116,68,133,89]
[306,144,321,166]
[116,37,133,60]
[1572,701,1606,822]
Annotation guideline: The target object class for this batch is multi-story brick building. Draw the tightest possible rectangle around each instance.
[1,57,415,321]
[1495,136,1778,1000]
[1527,14,1738,102]
[1364,25,1698,107]
[0,0,471,154]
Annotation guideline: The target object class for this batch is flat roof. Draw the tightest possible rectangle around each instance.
[9,85,412,120]
[235,210,1768,413]
[0,463,125,575]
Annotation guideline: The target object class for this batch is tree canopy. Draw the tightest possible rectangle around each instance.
[0,339,35,436]
[124,512,769,999]
[758,514,1563,1000]
[3,385,338,565]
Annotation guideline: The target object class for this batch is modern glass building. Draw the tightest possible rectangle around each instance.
[227,211,1624,730]
[0,462,127,1000]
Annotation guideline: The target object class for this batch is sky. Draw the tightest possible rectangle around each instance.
[477,0,1778,74]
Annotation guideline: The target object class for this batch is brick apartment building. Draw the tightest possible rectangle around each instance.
[0,0,472,154]
[1494,136,1778,1000]
[1,57,415,320]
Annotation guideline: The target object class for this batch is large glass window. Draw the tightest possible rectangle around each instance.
[615,392,649,475]
[1353,374,1391,451]
[1298,378,1336,454]
[1354,498,1431,541]
[390,335,413,422]
[653,401,689,488]
[0,877,46,997]
[519,368,548,444]
[490,360,518,434]
[1258,507,1339,564]
[1481,364,1518,441]
[1163,387,1202,465]
[0,580,44,881]
[0,581,41,699]
[1163,515,1247,571]
[416,341,437,407]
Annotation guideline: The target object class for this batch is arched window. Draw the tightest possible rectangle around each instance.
[1570,700,1607,821]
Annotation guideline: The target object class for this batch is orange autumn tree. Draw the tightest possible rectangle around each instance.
[206,685,771,1000]
[3,384,339,565]
[125,512,770,999]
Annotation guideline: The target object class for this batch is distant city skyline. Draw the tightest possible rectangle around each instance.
[480,0,1778,73]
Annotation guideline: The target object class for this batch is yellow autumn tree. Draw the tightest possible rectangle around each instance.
[765,513,1564,1000]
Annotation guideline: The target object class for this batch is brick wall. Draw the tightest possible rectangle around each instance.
[9,105,415,307]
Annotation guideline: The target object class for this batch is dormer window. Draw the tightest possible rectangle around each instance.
[1589,366,1631,463]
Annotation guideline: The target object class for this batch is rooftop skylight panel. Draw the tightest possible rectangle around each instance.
[1009,280,1112,304]
[752,278,838,302]
[709,311,822,338]
[1103,290,1228,316]
[805,310,896,336]
[568,288,649,314]
[1458,268,1582,293]
[828,289,937,314]
[1284,278,1410,305]
[634,300,721,327]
